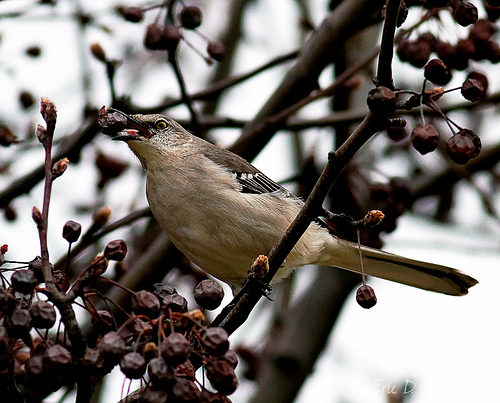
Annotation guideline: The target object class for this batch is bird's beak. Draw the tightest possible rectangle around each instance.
[105,108,152,140]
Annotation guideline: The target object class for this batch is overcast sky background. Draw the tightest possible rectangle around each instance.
[1,1,499,402]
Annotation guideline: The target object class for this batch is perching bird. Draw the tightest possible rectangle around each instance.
[101,108,478,296]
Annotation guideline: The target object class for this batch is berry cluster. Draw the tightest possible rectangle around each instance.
[89,279,237,402]
[1,214,236,401]
[116,3,225,63]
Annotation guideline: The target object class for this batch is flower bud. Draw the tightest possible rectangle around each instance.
[40,97,57,125]
[90,42,106,62]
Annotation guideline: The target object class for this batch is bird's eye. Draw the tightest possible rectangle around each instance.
[156,119,167,130]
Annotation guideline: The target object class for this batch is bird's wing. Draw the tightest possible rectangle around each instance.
[198,139,292,196]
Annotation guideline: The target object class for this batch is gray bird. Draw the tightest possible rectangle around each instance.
[103,109,478,296]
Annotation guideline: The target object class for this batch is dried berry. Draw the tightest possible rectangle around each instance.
[97,331,126,363]
[148,357,173,389]
[98,106,128,135]
[95,152,128,189]
[411,124,440,155]
[120,352,146,379]
[207,41,225,61]
[62,220,82,243]
[118,6,144,23]
[145,24,167,50]
[163,25,182,56]
[43,344,74,372]
[82,348,105,378]
[141,388,169,403]
[179,6,202,29]
[194,279,224,310]
[104,239,128,261]
[469,19,497,46]
[366,86,396,115]
[154,283,177,300]
[132,290,160,318]
[162,293,188,313]
[424,59,452,85]
[19,91,35,109]
[160,332,190,365]
[206,359,238,395]
[222,349,239,369]
[5,307,32,338]
[170,377,201,401]
[25,354,47,384]
[446,129,481,164]
[461,72,488,102]
[30,300,56,329]
[356,284,377,309]
[26,46,41,57]
[453,2,478,27]
[11,269,38,294]
[0,125,19,147]
[397,38,432,67]
[202,327,229,356]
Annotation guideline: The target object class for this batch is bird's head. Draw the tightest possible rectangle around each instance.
[100,108,193,170]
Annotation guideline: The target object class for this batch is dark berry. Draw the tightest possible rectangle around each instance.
[26,46,41,57]
[206,359,238,395]
[446,129,481,164]
[153,283,177,300]
[207,41,225,61]
[424,59,452,85]
[356,284,377,309]
[179,6,202,29]
[148,357,173,389]
[202,327,229,356]
[453,2,478,27]
[367,86,396,115]
[0,125,19,146]
[97,331,126,364]
[98,105,128,135]
[104,239,128,261]
[222,349,239,369]
[82,348,105,378]
[19,91,35,109]
[43,344,74,373]
[162,293,188,313]
[118,6,144,23]
[160,332,190,365]
[11,269,38,294]
[194,279,224,310]
[30,300,56,329]
[132,290,160,318]
[62,220,82,243]
[461,72,488,102]
[95,152,128,188]
[172,377,201,401]
[5,307,32,338]
[120,352,147,379]
[411,124,440,155]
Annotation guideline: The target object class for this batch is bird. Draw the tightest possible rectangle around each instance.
[101,108,478,296]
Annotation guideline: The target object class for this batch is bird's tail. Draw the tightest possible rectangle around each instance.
[322,239,478,296]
